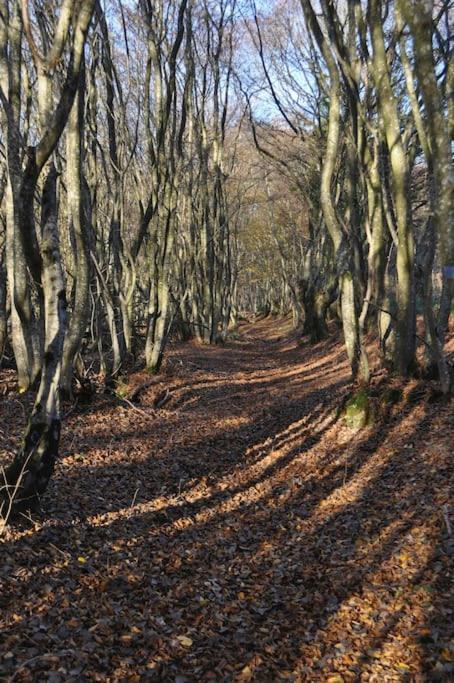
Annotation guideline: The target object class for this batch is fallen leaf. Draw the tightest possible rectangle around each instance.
[177,635,193,647]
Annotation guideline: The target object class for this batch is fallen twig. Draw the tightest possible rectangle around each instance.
[117,395,156,420]
[442,503,452,536]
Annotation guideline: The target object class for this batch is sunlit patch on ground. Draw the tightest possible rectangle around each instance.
[1,318,452,681]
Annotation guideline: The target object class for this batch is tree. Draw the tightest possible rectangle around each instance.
[1,0,96,513]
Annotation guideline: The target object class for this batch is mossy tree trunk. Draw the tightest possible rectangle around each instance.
[368,0,416,376]
[397,0,453,393]
[300,0,369,383]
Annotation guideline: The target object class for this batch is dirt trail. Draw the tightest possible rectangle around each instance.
[1,318,452,681]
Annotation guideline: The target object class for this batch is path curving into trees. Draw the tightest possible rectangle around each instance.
[1,318,452,680]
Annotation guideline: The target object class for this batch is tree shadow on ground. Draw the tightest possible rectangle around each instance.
[1,320,451,680]
[1,378,451,680]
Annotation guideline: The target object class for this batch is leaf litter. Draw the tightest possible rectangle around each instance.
[0,317,453,681]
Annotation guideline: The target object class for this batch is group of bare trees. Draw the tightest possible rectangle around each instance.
[0,0,239,513]
[243,0,452,387]
[0,0,452,515]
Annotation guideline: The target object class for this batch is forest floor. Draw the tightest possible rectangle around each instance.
[0,317,453,682]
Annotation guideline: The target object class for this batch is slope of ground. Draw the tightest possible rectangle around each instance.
[0,318,453,682]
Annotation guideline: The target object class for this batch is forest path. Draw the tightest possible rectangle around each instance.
[1,318,452,681]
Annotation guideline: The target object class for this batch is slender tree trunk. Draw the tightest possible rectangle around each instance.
[0,259,6,363]
[146,192,175,373]
[398,0,453,391]
[5,178,40,390]
[369,0,415,375]
[2,165,66,512]
[61,77,91,396]
[300,0,368,382]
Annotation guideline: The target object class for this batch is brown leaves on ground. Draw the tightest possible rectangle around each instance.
[0,318,453,682]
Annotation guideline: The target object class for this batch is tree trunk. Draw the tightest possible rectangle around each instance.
[61,77,91,396]
[0,259,6,363]
[369,0,415,375]
[2,165,66,513]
